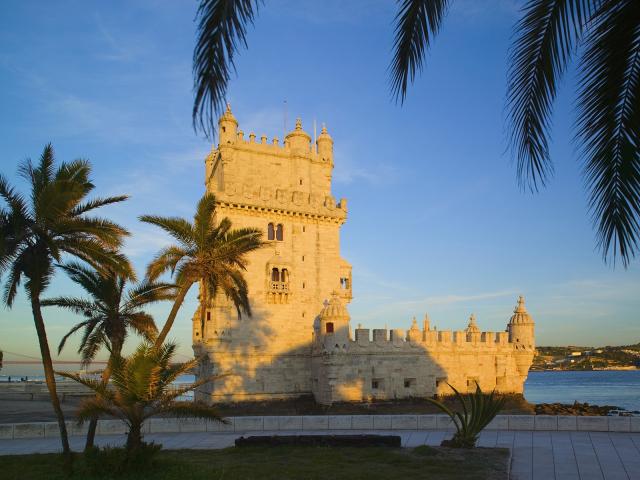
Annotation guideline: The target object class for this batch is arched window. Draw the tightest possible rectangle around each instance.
[326,322,334,333]
[281,269,288,282]
[267,223,275,241]
[271,268,280,282]
[276,223,284,241]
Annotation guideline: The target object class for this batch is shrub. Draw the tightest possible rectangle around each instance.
[84,442,162,474]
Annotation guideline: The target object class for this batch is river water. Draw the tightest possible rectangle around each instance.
[524,370,640,411]
[3,369,639,410]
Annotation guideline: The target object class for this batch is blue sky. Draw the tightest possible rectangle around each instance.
[1,0,639,367]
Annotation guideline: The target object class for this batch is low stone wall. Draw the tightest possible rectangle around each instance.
[2,415,639,440]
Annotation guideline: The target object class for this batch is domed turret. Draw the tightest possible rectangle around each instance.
[285,118,311,152]
[316,123,333,164]
[317,291,351,348]
[218,103,238,145]
[465,313,480,334]
[508,296,535,349]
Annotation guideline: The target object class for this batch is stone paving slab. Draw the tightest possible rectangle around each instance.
[1,429,639,479]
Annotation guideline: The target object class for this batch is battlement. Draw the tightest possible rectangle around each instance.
[352,327,512,350]
[216,106,333,165]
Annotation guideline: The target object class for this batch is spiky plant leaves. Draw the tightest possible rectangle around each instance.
[427,382,505,448]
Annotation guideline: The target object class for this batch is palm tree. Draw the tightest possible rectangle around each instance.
[0,144,131,463]
[140,193,264,347]
[42,262,176,449]
[192,0,640,267]
[57,342,225,458]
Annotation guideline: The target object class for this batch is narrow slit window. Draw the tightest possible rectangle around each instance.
[267,223,275,241]
[276,223,284,241]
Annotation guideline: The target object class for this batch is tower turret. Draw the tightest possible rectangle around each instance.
[285,118,311,152]
[465,313,480,334]
[507,296,535,350]
[317,291,351,349]
[316,123,333,164]
[507,296,536,382]
[218,103,238,145]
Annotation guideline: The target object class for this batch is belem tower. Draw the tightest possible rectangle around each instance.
[193,105,535,405]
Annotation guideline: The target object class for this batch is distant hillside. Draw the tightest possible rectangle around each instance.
[532,343,640,370]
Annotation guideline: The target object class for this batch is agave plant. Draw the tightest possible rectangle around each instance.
[427,383,505,448]
[57,342,225,456]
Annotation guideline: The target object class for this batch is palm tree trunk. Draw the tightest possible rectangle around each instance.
[29,291,72,466]
[199,280,207,340]
[83,362,112,451]
[126,421,143,453]
[155,283,191,347]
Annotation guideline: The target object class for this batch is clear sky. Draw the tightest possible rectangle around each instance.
[1,0,639,367]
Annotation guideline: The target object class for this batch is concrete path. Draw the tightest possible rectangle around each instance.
[2,429,640,480]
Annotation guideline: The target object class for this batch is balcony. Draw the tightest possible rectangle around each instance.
[270,281,289,292]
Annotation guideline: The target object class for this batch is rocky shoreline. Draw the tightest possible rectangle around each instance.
[535,401,639,416]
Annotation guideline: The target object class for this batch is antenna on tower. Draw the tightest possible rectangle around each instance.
[313,118,317,153]
[283,100,288,139]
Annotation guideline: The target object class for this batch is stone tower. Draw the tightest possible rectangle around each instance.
[194,105,352,402]
[507,295,536,383]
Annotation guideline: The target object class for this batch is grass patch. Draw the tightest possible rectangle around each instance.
[1,445,509,480]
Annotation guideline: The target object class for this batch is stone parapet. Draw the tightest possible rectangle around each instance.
[2,415,637,439]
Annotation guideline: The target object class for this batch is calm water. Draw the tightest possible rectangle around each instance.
[524,371,640,411]
[3,368,640,410]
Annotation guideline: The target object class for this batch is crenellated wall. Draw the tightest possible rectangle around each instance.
[311,297,535,405]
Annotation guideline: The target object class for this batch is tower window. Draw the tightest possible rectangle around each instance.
[299,179,303,185]
[222,126,226,132]
[276,223,284,241]
[326,322,334,333]
[302,226,306,232]
[281,269,288,282]
[206,312,211,321]
[271,268,280,282]
[267,223,275,241]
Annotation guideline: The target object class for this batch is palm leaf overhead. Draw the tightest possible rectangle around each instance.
[141,192,264,346]
[507,0,595,191]
[577,0,640,266]
[193,0,261,139]
[389,0,450,104]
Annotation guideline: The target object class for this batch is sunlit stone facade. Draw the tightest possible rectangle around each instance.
[194,106,534,405]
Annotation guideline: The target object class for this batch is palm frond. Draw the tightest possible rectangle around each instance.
[124,281,177,310]
[55,318,94,354]
[389,0,450,104]
[192,0,261,138]
[156,400,226,424]
[145,245,189,281]
[577,0,640,266]
[71,195,129,217]
[507,0,594,191]
[139,215,196,249]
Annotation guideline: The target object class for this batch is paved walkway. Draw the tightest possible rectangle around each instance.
[2,430,640,480]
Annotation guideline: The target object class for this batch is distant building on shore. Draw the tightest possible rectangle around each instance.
[193,106,535,405]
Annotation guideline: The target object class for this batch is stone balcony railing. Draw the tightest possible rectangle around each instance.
[270,281,289,292]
